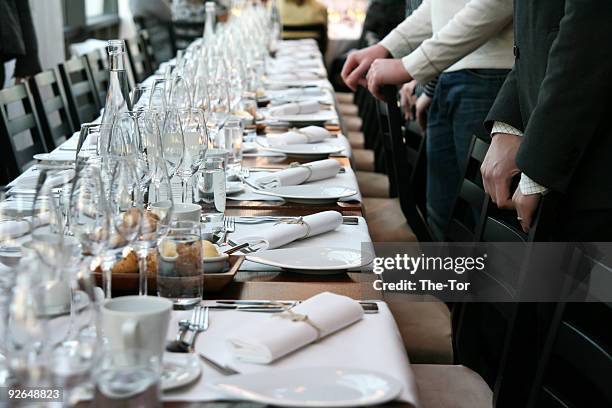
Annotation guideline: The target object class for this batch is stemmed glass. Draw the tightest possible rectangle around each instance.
[169,75,193,109]
[207,78,231,147]
[174,108,209,203]
[148,78,171,113]
[161,109,186,181]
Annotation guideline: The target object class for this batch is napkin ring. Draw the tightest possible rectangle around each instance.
[292,128,313,143]
[289,162,313,180]
[274,310,322,341]
[275,216,311,239]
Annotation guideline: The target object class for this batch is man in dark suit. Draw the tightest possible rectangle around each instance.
[481,0,612,241]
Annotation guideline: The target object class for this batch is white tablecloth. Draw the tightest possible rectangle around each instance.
[163,301,419,406]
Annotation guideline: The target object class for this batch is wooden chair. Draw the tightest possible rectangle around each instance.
[445,135,492,242]
[282,23,328,55]
[133,16,175,65]
[525,249,612,407]
[58,57,102,125]
[125,34,155,85]
[0,84,47,182]
[172,20,204,51]
[29,69,76,150]
[139,29,159,72]
[84,49,109,108]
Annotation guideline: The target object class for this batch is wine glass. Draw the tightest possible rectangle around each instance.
[161,109,186,180]
[174,108,209,203]
[148,78,171,113]
[169,75,193,109]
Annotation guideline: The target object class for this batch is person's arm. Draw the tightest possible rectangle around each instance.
[378,0,433,58]
[13,0,41,78]
[516,0,612,193]
[401,0,513,84]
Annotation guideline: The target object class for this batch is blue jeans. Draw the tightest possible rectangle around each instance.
[426,69,509,240]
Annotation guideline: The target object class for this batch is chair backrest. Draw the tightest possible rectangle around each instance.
[525,249,612,408]
[445,135,491,242]
[125,34,154,85]
[133,16,175,65]
[139,30,159,72]
[282,23,328,55]
[0,84,47,182]
[84,49,109,107]
[29,69,76,150]
[58,57,102,125]
[172,20,204,51]
[380,85,432,241]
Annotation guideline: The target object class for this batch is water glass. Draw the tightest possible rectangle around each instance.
[223,119,243,173]
[94,350,161,408]
[156,221,203,308]
[194,157,226,224]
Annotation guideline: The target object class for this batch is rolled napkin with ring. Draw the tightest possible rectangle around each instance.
[266,126,331,147]
[226,292,364,364]
[256,159,340,188]
[268,100,319,116]
[235,210,342,250]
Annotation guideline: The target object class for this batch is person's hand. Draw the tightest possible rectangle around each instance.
[480,133,522,209]
[366,58,413,100]
[400,81,418,120]
[415,93,432,132]
[341,44,389,91]
[513,187,541,233]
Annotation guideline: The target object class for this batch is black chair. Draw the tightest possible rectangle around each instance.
[84,49,109,108]
[58,57,102,125]
[525,250,612,407]
[282,23,328,55]
[139,30,159,72]
[133,16,175,65]
[380,85,432,241]
[125,34,155,85]
[445,135,491,242]
[172,20,204,51]
[29,69,76,150]
[0,84,47,182]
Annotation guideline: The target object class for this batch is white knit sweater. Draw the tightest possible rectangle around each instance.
[379,0,514,84]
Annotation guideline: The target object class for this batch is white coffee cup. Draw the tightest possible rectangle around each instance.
[102,296,172,359]
[172,203,202,223]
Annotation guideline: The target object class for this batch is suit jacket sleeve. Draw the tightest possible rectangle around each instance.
[516,0,612,193]
[484,65,523,133]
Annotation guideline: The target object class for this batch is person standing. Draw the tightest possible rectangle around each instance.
[0,0,42,89]
[129,0,173,23]
[481,0,612,241]
[341,0,514,239]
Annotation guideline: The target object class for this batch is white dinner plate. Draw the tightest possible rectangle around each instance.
[246,247,373,273]
[271,110,337,125]
[255,185,356,204]
[261,143,344,159]
[241,142,258,153]
[162,353,202,391]
[212,367,401,407]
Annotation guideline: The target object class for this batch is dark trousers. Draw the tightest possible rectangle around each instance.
[0,63,5,90]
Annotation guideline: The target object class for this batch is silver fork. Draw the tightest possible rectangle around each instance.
[218,217,235,244]
[227,239,266,254]
[185,305,209,350]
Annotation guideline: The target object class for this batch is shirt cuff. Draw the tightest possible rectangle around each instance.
[379,30,415,59]
[519,173,549,195]
[491,121,523,137]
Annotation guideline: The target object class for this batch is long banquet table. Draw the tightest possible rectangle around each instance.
[3,38,418,408]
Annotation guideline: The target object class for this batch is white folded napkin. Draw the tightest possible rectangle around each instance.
[269,71,323,81]
[236,210,342,250]
[0,220,30,239]
[256,159,340,188]
[17,169,75,189]
[226,292,364,364]
[268,101,319,116]
[266,126,331,147]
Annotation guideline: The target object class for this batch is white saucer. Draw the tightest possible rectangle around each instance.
[162,352,202,391]
[212,366,402,407]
